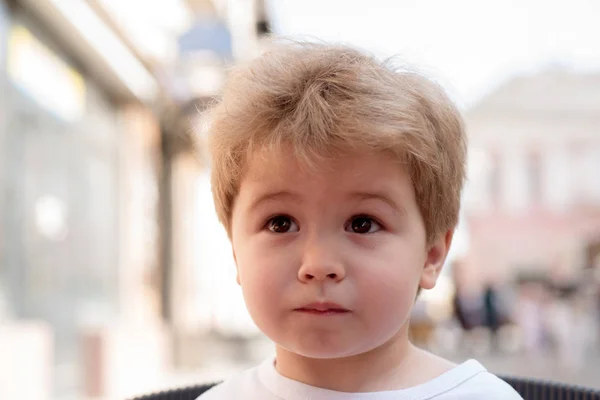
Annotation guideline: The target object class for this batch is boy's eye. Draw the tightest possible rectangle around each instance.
[346,216,381,234]
[266,216,299,233]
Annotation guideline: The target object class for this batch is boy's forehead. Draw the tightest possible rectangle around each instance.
[244,147,361,181]
[245,150,316,182]
[242,147,410,189]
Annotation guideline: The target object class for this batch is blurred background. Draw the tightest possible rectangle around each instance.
[0,0,599,399]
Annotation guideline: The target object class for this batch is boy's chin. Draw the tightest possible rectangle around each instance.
[275,327,409,361]
[278,341,369,360]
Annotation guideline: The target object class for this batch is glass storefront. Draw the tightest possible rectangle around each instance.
[0,6,122,395]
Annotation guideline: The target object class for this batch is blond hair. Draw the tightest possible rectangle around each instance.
[208,40,466,244]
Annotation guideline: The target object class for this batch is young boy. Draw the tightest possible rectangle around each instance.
[199,41,522,399]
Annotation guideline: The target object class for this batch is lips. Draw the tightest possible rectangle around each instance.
[294,302,351,315]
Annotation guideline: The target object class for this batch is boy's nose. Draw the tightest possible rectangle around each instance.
[297,240,346,283]
[298,266,345,282]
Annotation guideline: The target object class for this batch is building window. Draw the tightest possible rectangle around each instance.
[488,151,501,206]
[526,150,542,206]
[571,143,600,204]
[464,148,500,211]
[542,146,571,211]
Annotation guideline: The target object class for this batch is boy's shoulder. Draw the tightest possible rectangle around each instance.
[404,356,522,400]
[438,365,523,399]
[196,361,275,400]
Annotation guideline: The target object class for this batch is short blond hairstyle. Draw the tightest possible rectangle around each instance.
[208,41,466,244]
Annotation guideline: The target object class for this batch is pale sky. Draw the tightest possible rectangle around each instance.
[267,0,600,108]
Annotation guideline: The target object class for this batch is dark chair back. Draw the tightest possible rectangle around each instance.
[501,376,600,400]
[131,378,600,400]
[130,383,217,400]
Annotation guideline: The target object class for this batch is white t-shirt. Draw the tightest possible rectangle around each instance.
[197,358,523,399]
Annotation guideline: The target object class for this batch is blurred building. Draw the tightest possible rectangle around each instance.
[0,0,176,398]
[0,0,271,398]
[463,69,600,283]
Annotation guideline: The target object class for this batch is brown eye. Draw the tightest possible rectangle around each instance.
[267,216,298,233]
[346,216,381,234]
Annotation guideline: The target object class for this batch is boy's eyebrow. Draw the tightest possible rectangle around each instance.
[247,190,298,212]
[349,191,407,215]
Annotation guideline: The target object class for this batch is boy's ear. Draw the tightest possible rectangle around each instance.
[232,246,241,286]
[420,229,454,290]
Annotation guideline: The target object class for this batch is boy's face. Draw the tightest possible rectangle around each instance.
[230,148,452,359]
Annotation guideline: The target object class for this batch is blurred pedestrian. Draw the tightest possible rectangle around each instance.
[483,284,501,350]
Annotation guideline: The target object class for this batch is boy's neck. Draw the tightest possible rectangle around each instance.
[274,329,455,393]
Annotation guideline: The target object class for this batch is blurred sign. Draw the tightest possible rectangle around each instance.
[178,19,232,60]
[7,25,86,122]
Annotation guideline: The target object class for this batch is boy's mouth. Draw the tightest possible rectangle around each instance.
[294,302,351,315]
